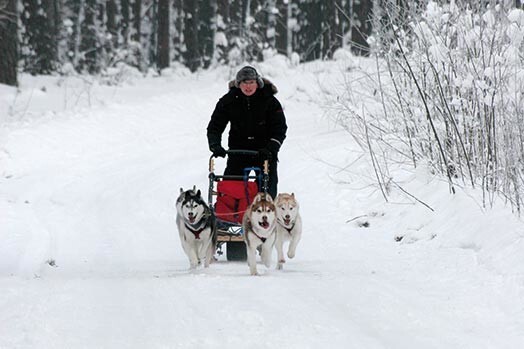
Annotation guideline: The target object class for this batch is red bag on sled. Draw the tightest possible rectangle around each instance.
[215,180,258,223]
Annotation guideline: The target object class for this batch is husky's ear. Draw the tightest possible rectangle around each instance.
[180,188,184,193]
[196,189,201,197]
[192,185,196,192]
[265,193,274,203]
[291,193,295,198]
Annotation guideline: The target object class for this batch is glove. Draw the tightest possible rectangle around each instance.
[258,148,272,161]
[210,144,227,158]
[259,140,280,161]
[266,140,280,155]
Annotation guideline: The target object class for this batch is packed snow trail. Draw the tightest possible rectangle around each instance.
[1,63,524,348]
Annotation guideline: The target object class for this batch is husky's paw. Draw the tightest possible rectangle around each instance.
[250,271,260,276]
[287,251,295,259]
[277,263,284,270]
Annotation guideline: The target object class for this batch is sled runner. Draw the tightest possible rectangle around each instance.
[208,150,269,261]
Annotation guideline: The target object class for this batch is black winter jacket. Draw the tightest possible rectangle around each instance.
[207,79,287,154]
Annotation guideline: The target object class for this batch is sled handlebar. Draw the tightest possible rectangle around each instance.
[225,149,259,156]
[208,149,268,174]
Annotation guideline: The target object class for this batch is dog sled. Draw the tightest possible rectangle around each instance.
[208,150,269,261]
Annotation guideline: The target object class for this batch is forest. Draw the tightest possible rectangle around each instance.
[1,0,381,86]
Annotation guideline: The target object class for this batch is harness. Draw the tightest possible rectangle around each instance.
[185,214,210,240]
[252,231,267,243]
[185,224,206,239]
[278,218,295,234]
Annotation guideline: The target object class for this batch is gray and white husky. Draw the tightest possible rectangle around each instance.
[175,187,216,269]
[243,192,277,276]
[274,193,302,270]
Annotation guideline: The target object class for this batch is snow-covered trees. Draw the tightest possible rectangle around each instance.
[20,0,59,74]
[9,0,378,77]
[334,1,524,211]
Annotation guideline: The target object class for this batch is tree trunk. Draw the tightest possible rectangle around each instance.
[0,0,18,86]
[209,0,217,65]
[302,0,322,61]
[132,0,142,43]
[172,0,184,62]
[106,0,118,48]
[183,0,200,71]
[322,0,339,58]
[72,0,85,69]
[352,0,372,55]
[274,0,287,56]
[199,0,215,68]
[121,0,130,44]
[157,0,170,70]
[80,0,99,73]
[44,0,60,65]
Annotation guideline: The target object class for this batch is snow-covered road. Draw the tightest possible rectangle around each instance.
[1,62,524,348]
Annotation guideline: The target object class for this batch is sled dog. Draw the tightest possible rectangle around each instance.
[243,192,277,275]
[176,187,216,269]
[275,193,302,270]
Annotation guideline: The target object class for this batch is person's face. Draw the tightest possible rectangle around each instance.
[239,80,257,96]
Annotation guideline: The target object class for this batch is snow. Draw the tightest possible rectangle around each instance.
[1,57,524,348]
[508,8,524,26]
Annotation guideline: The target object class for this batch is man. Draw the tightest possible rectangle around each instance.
[207,66,287,198]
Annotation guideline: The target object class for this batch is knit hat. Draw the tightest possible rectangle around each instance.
[235,66,264,88]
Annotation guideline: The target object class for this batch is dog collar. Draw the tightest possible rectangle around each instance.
[277,218,295,233]
[252,231,267,243]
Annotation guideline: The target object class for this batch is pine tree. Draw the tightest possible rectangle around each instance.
[63,0,83,69]
[106,0,118,49]
[0,0,18,85]
[142,0,155,71]
[296,0,322,61]
[20,0,59,74]
[227,0,244,63]
[321,0,338,58]
[79,0,100,73]
[128,0,147,71]
[132,0,142,43]
[183,0,200,71]
[351,0,372,55]
[199,0,215,68]
[266,0,276,49]
[274,0,290,56]
[214,0,230,63]
[121,0,130,44]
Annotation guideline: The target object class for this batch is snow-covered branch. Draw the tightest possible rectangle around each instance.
[332,1,524,212]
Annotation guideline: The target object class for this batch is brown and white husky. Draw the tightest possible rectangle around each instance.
[243,192,277,275]
[274,193,302,270]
